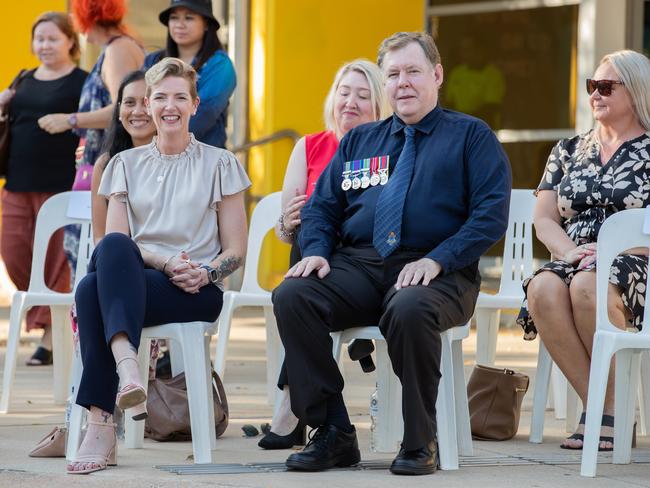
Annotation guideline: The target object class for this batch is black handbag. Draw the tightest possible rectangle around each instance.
[0,70,29,177]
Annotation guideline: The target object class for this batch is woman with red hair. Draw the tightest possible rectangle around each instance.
[38,0,143,168]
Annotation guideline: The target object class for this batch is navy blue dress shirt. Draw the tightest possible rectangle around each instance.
[298,105,512,274]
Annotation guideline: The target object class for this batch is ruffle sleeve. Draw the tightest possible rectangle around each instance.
[98,154,128,202]
[535,139,566,195]
[210,150,251,209]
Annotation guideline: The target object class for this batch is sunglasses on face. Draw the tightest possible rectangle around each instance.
[586,79,625,96]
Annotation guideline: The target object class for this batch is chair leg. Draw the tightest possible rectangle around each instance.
[474,308,500,366]
[375,340,402,453]
[204,335,217,451]
[530,340,552,443]
[551,363,567,420]
[613,350,639,465]
[0,293,27,413]
[452,337,472,456]
[125,338,151,449]
[213,294,235,379]
[51,305,72,405]
[66,346,85,461]
[638,351,650,436]
[580,336,615,477]
[436,332,459,470]
[181,325,214,464]
[264,306,281,406]
[169,338,185,377]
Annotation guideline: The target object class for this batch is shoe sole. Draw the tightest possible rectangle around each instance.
[116,387,146,410]
[286,450,361,471]
[389,463,437,476]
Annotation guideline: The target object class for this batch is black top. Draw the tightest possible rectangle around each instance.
[299,105,513,274]
[6,67,87,192]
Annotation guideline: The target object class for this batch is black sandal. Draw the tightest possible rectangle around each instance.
[599,414,615,452]
[560,412,586,450]
[26,346,53,366]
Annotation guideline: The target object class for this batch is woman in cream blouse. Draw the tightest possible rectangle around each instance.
[67,58,250,475]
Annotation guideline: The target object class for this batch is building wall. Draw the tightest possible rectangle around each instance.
[249,0,423,288]
[0,0,68,87]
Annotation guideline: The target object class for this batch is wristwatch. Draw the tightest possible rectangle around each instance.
[200,264,219,286]
[68,113,78,129]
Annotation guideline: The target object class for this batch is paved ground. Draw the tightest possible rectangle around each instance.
[1,307,650,487]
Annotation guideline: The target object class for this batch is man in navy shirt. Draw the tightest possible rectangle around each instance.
[272,31,511,475]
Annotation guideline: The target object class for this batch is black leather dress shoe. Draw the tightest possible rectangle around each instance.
[389,441,438,475]
[285,424,360,471]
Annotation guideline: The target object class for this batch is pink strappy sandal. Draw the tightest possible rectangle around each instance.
[66,420,117,475]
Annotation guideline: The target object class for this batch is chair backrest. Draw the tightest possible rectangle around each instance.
[498,189,537,296]
[28,191,92,294]
[596,208,649,334]
[73,217,95,289]
[239,192,282,295]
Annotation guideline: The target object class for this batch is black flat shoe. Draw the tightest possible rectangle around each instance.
[26,346,53,366]
[348,339,375,373]
[390,440,438,476]
[285,424,360,471]
[258,421,306,449]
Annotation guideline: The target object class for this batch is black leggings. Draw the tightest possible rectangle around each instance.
[75,233,223,412]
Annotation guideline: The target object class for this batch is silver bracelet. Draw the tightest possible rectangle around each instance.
[278,212,296,240]
[162,254,175,273]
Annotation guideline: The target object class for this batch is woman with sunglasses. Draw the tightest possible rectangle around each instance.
[517,50,650,451]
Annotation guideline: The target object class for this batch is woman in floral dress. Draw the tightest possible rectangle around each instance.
[517,49,650,451]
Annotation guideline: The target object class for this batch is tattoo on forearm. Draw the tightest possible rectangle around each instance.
[101,411,111,424]
[215,256,242,282]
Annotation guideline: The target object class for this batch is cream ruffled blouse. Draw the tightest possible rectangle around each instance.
[98,134,251,265]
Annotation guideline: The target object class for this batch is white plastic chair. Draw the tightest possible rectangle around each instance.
[213,191,281,403]
[581,209,649,477]
[474,189,536,366]
[331,322,472,470]
[66,320,218,464]
[0,191,93,413]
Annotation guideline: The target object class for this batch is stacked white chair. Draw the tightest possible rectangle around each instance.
[581,208,649,477]
[1,191,93,413]
[330,322,472,470]
[213,191,282,402]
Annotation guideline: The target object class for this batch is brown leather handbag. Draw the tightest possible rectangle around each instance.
[144,370,228,442]
[466,364,529,441]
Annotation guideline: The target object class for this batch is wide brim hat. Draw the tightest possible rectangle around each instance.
[159,0,220,29]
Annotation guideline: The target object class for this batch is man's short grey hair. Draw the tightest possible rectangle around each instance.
[377,32,441,69]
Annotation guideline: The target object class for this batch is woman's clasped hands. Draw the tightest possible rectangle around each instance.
[164,251,207,294]
[562,243,597,269]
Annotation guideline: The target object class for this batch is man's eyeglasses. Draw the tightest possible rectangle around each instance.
[586,79,625,97]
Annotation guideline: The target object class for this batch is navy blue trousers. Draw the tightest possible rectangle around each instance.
[75,233,223,413]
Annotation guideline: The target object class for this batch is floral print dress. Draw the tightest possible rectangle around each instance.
[517,130,650,340]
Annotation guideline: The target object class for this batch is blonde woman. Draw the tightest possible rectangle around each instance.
[67,58,250,474]
[261,59,390,449]
[518,50,650,451]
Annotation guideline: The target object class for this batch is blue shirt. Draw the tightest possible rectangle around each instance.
[299,105,512,274]
[144,49,236,148]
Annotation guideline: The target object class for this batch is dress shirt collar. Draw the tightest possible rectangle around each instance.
[390,104,442,136]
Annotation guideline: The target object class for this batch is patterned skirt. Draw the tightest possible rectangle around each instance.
[516,254,648,340]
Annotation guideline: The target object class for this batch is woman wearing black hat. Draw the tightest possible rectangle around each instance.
[143,0,235,148]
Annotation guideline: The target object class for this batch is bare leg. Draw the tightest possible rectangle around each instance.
[67,406,115,472]
[527,272,592,448]
[270,385,299,435]
[110,333,141,388]
[41,324,52,350]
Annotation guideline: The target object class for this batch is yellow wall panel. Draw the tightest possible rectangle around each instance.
[0,1,68,87]
[250,0,423,288]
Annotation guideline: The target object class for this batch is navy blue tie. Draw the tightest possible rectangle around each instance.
[373,125,417,258]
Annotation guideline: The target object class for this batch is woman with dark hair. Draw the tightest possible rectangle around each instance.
[143,0,236,148]
[0,11,87,365]
[91,70,156,243]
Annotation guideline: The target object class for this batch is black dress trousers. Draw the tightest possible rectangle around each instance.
[272,246,479,450]
[74,232,223,413]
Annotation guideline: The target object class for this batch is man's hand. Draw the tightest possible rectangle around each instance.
[285,256,330,279]
[395,258,441,290]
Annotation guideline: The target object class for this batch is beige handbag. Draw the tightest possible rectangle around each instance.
[467,364,529,441]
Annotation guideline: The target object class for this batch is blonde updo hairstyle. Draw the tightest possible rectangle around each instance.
[144,57,198,100]
[323,59,391,132]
